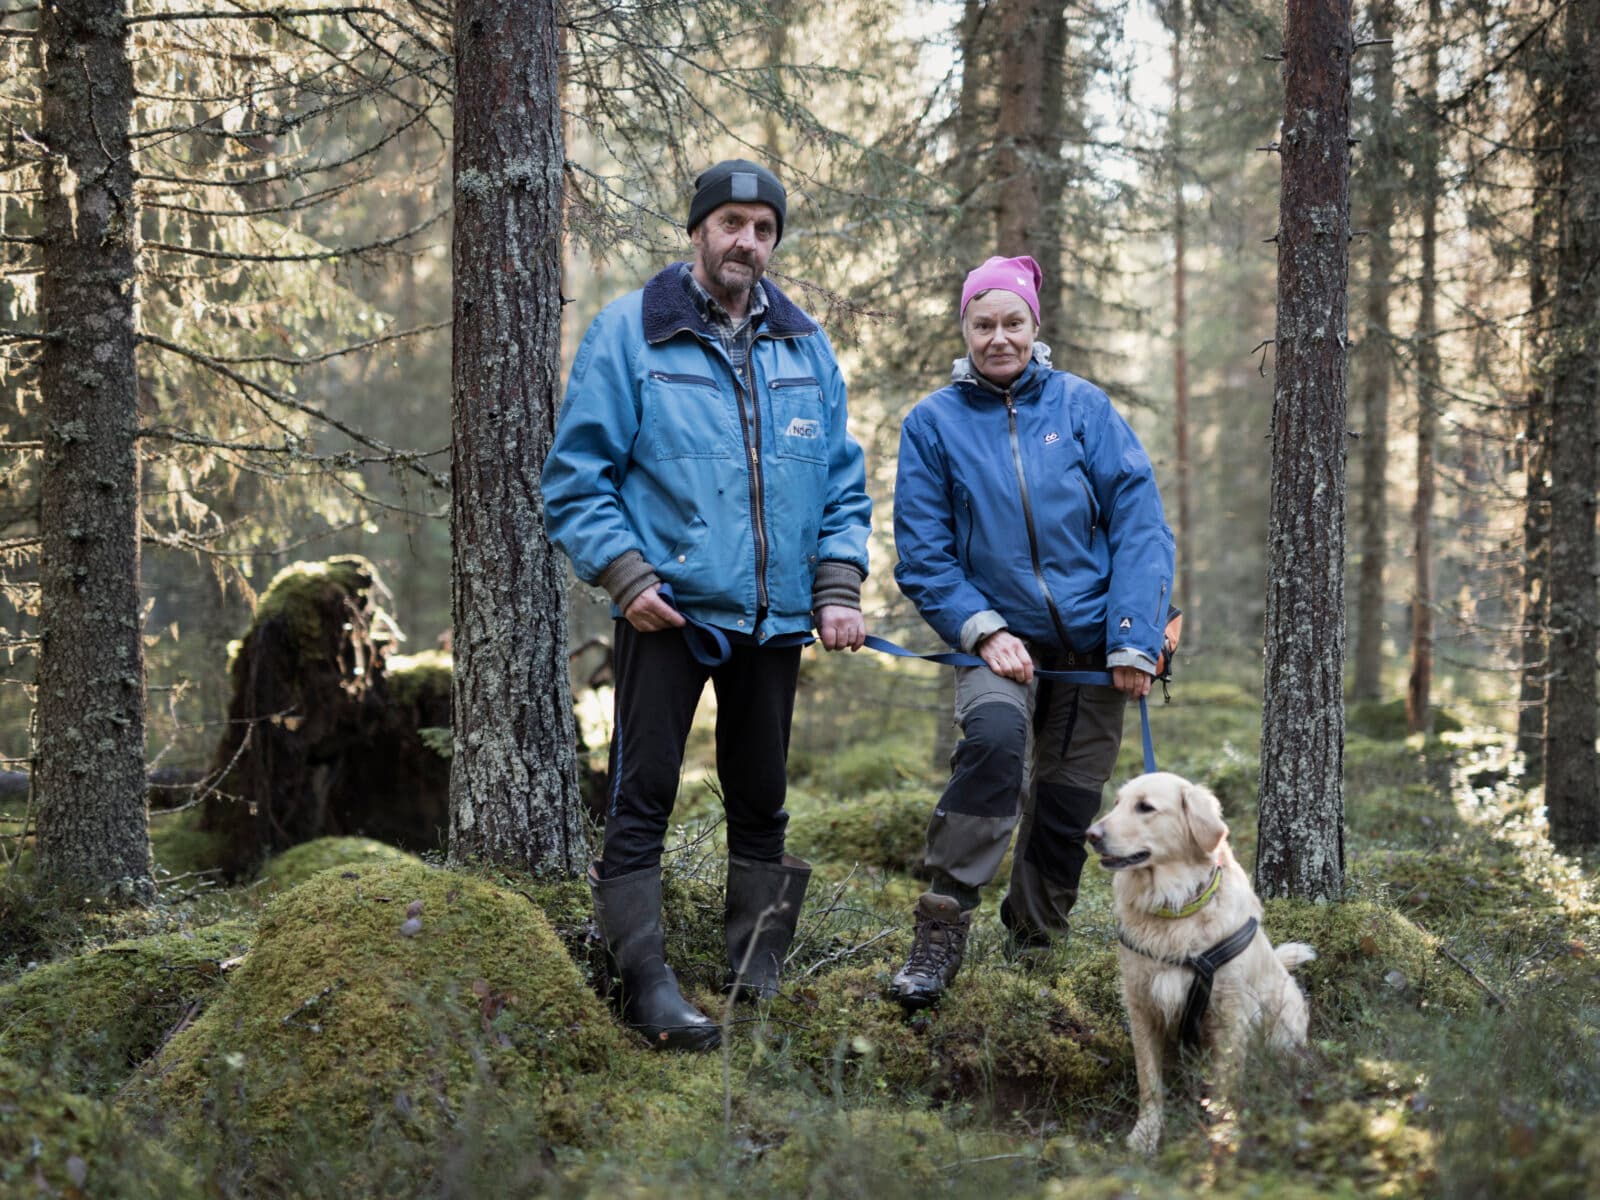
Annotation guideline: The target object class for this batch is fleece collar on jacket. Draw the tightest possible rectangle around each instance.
[949,342,1055,401]
[642,262,818,345]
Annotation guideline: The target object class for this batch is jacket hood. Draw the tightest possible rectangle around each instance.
[642,262,818,344]
[950,341,1055,396]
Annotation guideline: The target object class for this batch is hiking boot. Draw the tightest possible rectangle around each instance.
[890,892,974,1010]
[589,861,720,1052]
[724,853,811,1002]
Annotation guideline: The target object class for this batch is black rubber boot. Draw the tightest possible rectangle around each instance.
[723,853,811,1002]
[890,892,975,1010]
[589,862,720,1051]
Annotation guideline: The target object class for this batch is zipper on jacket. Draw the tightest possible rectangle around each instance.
[1078,475,1097,550]
[733,354,769,613]
[1005,391,1074,651]
[649,370,718,388]
[769,376,819,390]
[961,491,975,563]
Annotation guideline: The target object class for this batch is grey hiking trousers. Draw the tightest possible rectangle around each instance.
[923,664,1127,940]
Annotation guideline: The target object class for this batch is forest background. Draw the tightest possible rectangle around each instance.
[0,0,1597,1194]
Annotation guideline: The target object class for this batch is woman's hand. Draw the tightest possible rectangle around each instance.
[1111,665,1153,699]
[978,630,1034,683]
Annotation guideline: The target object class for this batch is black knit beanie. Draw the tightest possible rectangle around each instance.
[687,159,786,245]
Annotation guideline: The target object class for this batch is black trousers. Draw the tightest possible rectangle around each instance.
[600,619,802,878]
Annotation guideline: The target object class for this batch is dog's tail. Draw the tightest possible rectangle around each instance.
[1274,942,1316,971]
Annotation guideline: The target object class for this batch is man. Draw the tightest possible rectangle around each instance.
[542,160,872,1051]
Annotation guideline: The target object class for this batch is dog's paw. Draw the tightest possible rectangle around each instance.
[1127,1114,1162,1157]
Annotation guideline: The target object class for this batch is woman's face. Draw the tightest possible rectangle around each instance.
[962,290,1037,386]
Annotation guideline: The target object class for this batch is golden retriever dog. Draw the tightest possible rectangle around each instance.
[1086,772,1315,1155]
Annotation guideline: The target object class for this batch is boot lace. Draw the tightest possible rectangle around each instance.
[904,916,961,974]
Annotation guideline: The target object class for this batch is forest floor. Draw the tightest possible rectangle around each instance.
[2,656,1597,1198]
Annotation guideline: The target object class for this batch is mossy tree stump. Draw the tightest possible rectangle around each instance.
[200,557,451,877]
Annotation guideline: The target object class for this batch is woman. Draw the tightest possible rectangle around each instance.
[890,255,1175,1008]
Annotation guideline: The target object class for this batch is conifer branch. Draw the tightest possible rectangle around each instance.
[145,208,446,263]
[139,332,446,487]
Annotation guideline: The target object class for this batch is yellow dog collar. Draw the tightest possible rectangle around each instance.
[1149,863,1222,919]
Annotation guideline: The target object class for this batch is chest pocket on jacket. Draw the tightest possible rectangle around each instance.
[645,371,735,461]
[768,377,828,465]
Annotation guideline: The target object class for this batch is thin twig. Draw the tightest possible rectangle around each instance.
[1437,942,1506,1007]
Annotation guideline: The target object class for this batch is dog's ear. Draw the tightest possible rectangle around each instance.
[1181,782,1228,858]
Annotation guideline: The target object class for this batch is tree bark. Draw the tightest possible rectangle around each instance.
[33,0,153,902]
[1350,0,1395,702]
[1543,0,1600,850]
[993,0,1049,261]
[1256,0,1351,902]
[1171,0,1195,637]
[1405,7,1440,737]
[1516,36,1559,777]
[448,0,585,874]
[933,0,1000,774]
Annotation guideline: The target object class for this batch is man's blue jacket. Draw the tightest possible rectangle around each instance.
[542,264,871,640]
[894,355,1174,664]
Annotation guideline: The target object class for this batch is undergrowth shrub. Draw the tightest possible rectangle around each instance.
[0,920,251,1095]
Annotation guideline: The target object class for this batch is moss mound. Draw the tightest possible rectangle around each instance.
[788,788,935,874]
[139,860,624,1152]
[1264,899,1484,1028]
[0,1056,198,1198]
[0,921,251,1095]
[261,836,423,892]
[770,954,1132,1120]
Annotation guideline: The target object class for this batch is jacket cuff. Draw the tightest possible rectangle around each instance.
[1107,648,1158,675]
[959,610,1008,655]
[811,560,865,611]
[596,550,660,612]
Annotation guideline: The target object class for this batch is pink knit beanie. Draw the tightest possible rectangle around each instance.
[960,255,1043,323]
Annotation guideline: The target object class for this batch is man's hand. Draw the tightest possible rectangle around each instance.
[623,585,686,632]
[1111,665,1153,699]
[816,604,866,651]
[977,630,1033,683]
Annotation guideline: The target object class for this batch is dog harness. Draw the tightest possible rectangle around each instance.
[1118,916,1261,1048]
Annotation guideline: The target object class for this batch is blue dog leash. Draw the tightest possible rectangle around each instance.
[858,635,1158,775]
[654,585,1158,774]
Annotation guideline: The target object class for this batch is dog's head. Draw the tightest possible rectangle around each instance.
[1085,772,1228,870]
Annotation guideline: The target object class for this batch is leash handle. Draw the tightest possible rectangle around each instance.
[655,584,814,668]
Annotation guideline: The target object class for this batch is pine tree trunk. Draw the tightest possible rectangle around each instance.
[1405,8,1440,737]
[1517,54,1558,777]
[1543,0,1600,850]
[1256,0,1351,902]
[1033,2,1068,325]
[33,0,153,902]
[1171,0,1195,637]
[931,0,987,775]
[994,0,1048,258]
[448,0,585,874]
[1350,0,1395,702]
[761,0,792,160]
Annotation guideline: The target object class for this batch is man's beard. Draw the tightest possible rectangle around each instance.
[710,253,760,294]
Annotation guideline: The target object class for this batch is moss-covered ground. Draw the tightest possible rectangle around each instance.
[1,656,1597,1197]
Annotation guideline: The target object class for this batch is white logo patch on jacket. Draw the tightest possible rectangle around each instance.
[785,417,821,439]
